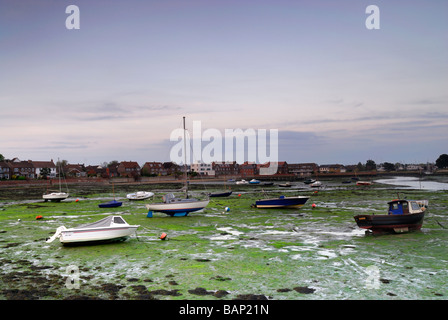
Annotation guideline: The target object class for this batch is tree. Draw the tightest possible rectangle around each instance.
[0,154,4,161]
[436,154,448,169]
[365,159,376,171]
[383,162,395,171]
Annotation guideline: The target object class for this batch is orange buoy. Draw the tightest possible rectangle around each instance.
[238,194,241,197]
[36,215,43,220]
[75,199,79,202]
[160,232,167,240]
[312,203,316,209]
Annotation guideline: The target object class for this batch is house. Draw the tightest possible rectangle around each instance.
[117,161,141,177]
[212,161,239,176]
[64,163,86,177]
[0,161,11,179]
[7,158,35,179]
[32,160,57,178]
[288,163,318,176]
[319,164,346,174]
[191,161,215,176]
[163,162,181,176]
[141,162,165,176]
[85,165,106,177]
[239,161,258,176]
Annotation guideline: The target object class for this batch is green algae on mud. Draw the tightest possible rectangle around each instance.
[0,181,447,300]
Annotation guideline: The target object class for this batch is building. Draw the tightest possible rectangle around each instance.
[7,158,35,179]
[319,164,346,174]
[32,160,57,178]
[288,163,318,176]
[212,161,239,176]
[65,163,86,177]
[239,161,258,176]
[142,162,165,176]
[117,161,141,177]
[0,161,11,179]
[191,161,215,176]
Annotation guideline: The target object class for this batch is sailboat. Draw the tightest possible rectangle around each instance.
[43,159,69,202]
[99,183,123,208]
[145,117,210,217]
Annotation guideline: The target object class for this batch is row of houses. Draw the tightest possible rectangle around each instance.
[0,157,435,180]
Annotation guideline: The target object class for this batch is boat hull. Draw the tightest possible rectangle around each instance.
[98,200,123,208]
[354,212,425,233]
[126,191,154,201]
[208,191,232,198]
[60,226,139,244]
[255,196,309,209]
[146,200,210,216]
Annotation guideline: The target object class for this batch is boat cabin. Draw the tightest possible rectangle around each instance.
[388,199,426,215]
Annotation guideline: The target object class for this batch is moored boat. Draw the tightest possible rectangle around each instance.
[249,179,260,184]
[43,192,69,202]
[99,199,123,208]
[46,215,139,245]
[126,191,154,201]
[310,181,322,188]
[356,181,372,186]
[253,195,309,209]
[208,191,233,198]
[146,193,210,217]
[354,198,428,234]
[278,182,291,187]
[236,179,248,185]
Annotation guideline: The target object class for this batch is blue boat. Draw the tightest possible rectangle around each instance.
[98,200,123,208]
[253,195,309,209]
[249,179,260,184]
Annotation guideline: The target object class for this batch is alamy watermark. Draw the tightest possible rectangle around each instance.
[169,121,279,175]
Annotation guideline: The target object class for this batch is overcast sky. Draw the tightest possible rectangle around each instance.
[1,0,447,166]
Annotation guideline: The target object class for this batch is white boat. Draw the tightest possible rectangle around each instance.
[43,192,69,202]
[145,117,209,217]
[43,158,69,202]
[310,181,322,188]
[249,179,260,184]
[236,179,248,185]
[146,193,210,217]
[126,191,154,201]
[46,215,139,245]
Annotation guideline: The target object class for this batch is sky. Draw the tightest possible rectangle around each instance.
[1,0,447,166]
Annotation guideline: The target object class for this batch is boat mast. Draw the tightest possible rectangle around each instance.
[183,116,189,198]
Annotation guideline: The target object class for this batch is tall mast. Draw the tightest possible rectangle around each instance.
[183,116,188,198]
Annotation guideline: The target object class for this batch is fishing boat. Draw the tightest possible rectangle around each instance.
[99,200,123,208]
[43,159,69,202]
[145,117,209,217]
[249,179,260,184]
[126,191,154,201]
[46,215,139,245]
[354,198,428,234]
[208,191,233,198]
[252,195,309,209]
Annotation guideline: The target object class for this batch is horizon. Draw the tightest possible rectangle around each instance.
[1,1,447,166]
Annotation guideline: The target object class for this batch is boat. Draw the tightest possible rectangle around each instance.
[43,160,69,202]
[252,195,309,209]
[278,182,291,187]
[262,182,274,186]
[249,179,260,184]
[236,179,248,185]
[99,183,122,208]
[145,117,209,217]
[310,181,322,188]
[126,191,154,201]
[46,215,139,245]
[99,200,123,208]
[356,181,372,186]
[303,179,316,184]
[354,198,428,234]
[208,191,233,198]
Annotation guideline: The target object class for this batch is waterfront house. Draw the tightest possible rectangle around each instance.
[117,161,141,178]
[0,161,11,179]
[32,160,57,178]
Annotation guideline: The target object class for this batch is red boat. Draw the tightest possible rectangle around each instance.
[354,199,428,234]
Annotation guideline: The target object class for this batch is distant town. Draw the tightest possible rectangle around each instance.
[1,155,445,181]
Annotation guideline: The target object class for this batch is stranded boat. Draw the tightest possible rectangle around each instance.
[126,191,154,201]
[252,195,310,209]
[46,215,139,245]
[354,198,428,234]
